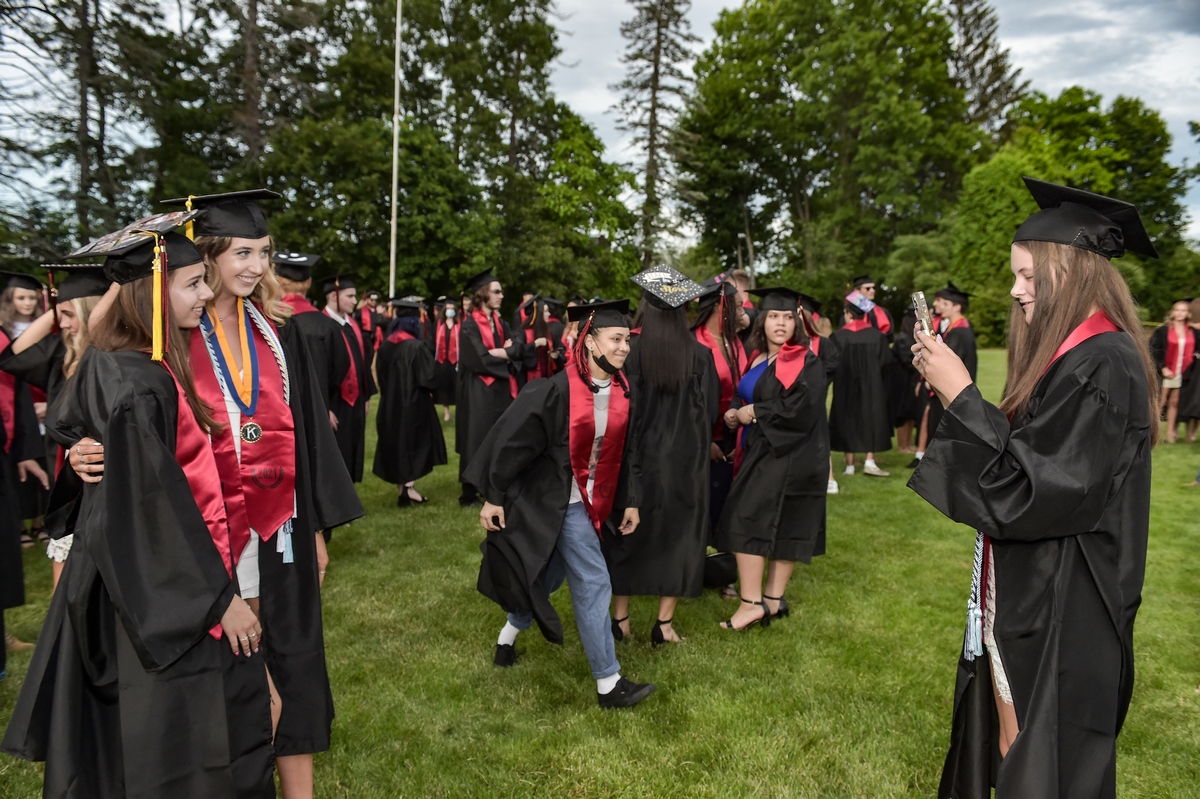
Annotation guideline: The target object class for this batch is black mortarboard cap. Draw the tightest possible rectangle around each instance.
[519,293,542,312]
[388,298,423,316]
[1014,177,1158,260]
[632,265,704,310]
[851,274,872,288]
[401,294,426,309]
[1,270,43,292]
[53,267,110,302]
[566,299,630,329]
[321,274,356,295]
[272,251,321,282]
[435,295,448,304]
[935,281,971,305]
[160,189,281,239]
[748,287,802,312]
[696,281,737,313]
[464,269,498,295]
[798,292,822,315]
[569,294,586,305]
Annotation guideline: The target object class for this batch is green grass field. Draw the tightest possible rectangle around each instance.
[3,350,1199,797]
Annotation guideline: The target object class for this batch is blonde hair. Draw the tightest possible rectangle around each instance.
[1003,241,1159,444]
[62,295,102,378]
[1164,300,1193,324]
[194,236,292,323]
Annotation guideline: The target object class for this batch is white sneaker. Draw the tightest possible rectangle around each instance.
[827,479,839,495]
[844,465,855,476]
[863,463,889,477]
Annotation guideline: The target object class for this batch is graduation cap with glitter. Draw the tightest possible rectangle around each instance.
[272,251,321,282]
[1014,177,1159,260]
[632,265,704,310]
[160,189,281,240]
[64,212,203,360]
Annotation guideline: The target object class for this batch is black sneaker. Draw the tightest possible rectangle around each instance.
[597,677,656,709]
[493,643,517,667]
[906,457,921,469]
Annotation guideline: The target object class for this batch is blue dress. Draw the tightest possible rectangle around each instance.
[737,357,772,405]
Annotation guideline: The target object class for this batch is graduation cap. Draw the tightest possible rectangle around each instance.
[272,251,321,282]
[1,270,44,293]
[1014,177,1158,260]
[321,274,356,295]
[400,294,427,309]
[702,272,729,287]
[566,298,630,329]
[851,274,873,288]
[632,265,704,310]
[435,295,448,304]
[463,269,498,295]
[749,287,802,312]
[388,297,423,316]
[696,281,737,313]
[798,292,822,316]
[365,289,382,300]
[160,189,281,240]
[844,290,876,314]
[52,267,110,302]
[934,281,971,307]
[568,294,586,305]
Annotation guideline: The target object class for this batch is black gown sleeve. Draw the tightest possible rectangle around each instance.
[751,359,818,457]
[12,380,44,462]
[462,377,556,505]
[1148,326,1167,373]
[0,336,61,391]
[908,356,1137,543]
[459,317,514,381]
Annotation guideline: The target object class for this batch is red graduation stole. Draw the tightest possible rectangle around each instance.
[695,326,746,433]
[945,315,970,333]
[190,318,297,563]
[567,365,631,532]
[472,308,518,398]
[324,307,361,407]
[842,318,871,333]
[1165,324,1194,379]
[870,305,892,335]
[0,330,14,453]
[282,293,320,316]
[388,329,415,344]
[163,362,231,641]
[773,342,809,390]
[436,321,458,364]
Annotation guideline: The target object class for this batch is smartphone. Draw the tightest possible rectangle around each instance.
[912,291,933,337]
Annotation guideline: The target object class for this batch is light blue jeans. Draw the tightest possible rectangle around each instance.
[508,502,620,680]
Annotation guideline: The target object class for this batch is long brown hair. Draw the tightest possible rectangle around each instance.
[746,307,809,355]
[89,275,221,432]
[195,235,291,324]
[1001,241,1159,444]
[62,295,102,378]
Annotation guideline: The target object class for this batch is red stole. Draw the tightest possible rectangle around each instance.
[567,366,631,532]
[870,305,892,335]
[842,318,871,333]
[523,328,556,380]
[774,343,809,389]
[163,362,231,641]
[945,315,970,334]
[1165,324,1194,379]
[190,322,297,563]
[810,337,821,357]
[0,330,13,453]
[436,321,458,364]
[695,326,746,425]
[388,329,415,344]
[282,293,320,315]
[472,309,518,398]
[324,308,361,407]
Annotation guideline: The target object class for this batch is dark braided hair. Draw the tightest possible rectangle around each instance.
[572,314,632,397]
[691,288,743,382]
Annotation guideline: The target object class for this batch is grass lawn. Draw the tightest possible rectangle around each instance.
[3,349,1199,797]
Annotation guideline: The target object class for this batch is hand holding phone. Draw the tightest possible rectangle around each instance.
[912,291,933,337]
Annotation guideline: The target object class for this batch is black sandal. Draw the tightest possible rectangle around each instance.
[764,594,789,619]
[720,597,770,631]
[611,616,630,642]
[650,618,681,647]
[405,487,429,504]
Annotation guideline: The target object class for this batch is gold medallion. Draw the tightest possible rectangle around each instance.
[240,421,263,443]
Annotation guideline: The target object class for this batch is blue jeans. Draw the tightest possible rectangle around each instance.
[508,503,620,680]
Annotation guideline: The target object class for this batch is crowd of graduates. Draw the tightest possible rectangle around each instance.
[0,177,1194,798]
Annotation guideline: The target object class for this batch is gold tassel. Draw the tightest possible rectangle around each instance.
[151,235,164,361]
[185,195,196,241]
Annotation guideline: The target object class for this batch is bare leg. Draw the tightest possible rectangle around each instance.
[1187,419,1198,443]
[265,666,282,738]
[866,451,876,462]
[612,595,632,639]
[51,559,64,592]
[655,596,682,642]
[897,421,913,452]
[917,405,931,452]
[443,404,451,421]
[993,669,1019,758]
[723,553,768,629]
[277,754,314,799]
[763,560,795,616]
[1166,389,1180,442]
[844,452,855,467]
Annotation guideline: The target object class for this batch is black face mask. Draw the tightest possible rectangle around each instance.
[592,350,621,375]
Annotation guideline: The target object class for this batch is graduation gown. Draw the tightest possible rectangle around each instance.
[2,349,275,799]
[1,377,41,613]
[463,371,641,645]
[827,324,892,452]
[328,312,373,483]
[603,340,719,598]
[908,332,1152,799]
[456,313,522,485]
[432,320,458,406]
[889,332,928,426]
[927,320,979,442]
[717,350,830,562]
[372,333,448,485]
[284,302,352,420]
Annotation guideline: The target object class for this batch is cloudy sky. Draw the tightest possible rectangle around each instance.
[548,0,1200,235]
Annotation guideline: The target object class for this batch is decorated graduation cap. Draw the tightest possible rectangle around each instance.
[631,265,704,310]
[1014,177,1158,260]
[696,280,737,313]
[64,212,203,361]
[272,251,321,282]
[321,274,356,295]
[749,286,803,312]
[851,274,873,289]
[463,269,498,295]
[935,281,971,308]
[844,290,876,314]
[566,298,629,329]
[1,270,44,293]
[160,189,281,240]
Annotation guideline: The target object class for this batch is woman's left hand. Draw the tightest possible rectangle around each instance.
[619,508,640,536]
[912,330,972,408]
[735,404,756,426]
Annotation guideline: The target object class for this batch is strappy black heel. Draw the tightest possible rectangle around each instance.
[611,616,630,642]
[650,618,679,647]
[720,597,770,631]
[764,594,790,619]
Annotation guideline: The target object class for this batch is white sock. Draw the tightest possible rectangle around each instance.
[915,451,924,460]
[597,673,621,695]
[865,458,877,468]
[497,622,521,647]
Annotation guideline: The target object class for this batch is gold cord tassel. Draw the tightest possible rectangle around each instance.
[185,195,196,241]
[151,236,165,361]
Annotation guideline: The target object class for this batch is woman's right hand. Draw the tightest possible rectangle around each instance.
[1162,367,1172,377]
[723,408,739,429]
[70,437,106,484]
[221,595,262,656]
[710,442,727,462]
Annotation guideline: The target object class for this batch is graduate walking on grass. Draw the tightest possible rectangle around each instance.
[465,299,656,709]
[828,291,892,477]
[321,273,373,484]
[922,283,978,448]
[910,178,1158,799]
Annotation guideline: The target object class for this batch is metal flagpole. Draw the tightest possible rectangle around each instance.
[388,0,403,298]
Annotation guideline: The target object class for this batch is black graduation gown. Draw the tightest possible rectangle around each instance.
[261,320,365,755]
[432,321,458,406]
[456,313,522,485]
[372,336,448,485]
[828,325,892,452]
[927,322,979,441]
[1149,323,1200,419]
[604,340,719,598]
[1,378,41,613]
[2,349,275,799]
[889,332,928,426]
[288,309,351,420]
[908,332,1152,799]
[329,315,373,483]
[463,371,641,645]
[717,351,830,562]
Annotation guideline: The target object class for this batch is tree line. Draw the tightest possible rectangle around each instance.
[0,0,1195,338]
